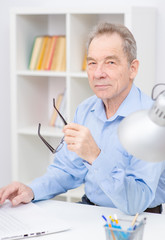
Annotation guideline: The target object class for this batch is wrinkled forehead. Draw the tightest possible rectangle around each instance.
[88,32,124,51]
[88,33,124,56]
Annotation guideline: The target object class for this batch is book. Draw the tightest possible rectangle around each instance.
[29,36,44,70]
[35,36,50,70]
[82,51,87,71]
[51,36,66,71]
[49,93,64,126]
[60,37,66,71]
[44,36,58,70]
[40,36,52,70]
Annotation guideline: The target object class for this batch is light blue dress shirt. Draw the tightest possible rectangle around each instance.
[30,84,165,215]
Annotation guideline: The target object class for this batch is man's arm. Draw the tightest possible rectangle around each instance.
[63,122,165,215]
[90,150,165,215]
[0,182,34,206]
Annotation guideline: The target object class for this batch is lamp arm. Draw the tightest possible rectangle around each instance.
[149,91,165,126]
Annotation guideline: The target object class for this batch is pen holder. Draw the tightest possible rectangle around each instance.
[104,218,146,240]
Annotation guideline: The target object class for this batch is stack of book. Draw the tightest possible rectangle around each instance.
[29,35,66,71]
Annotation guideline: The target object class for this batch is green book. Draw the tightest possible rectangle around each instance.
[28,36,43,70]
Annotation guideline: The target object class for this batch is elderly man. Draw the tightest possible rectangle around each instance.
[0,22,165,215]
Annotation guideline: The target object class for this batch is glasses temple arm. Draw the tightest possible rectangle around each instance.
[53,98,67,125]
[38,123,56,153]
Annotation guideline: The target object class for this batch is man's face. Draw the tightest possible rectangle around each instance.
[87,33,137,102]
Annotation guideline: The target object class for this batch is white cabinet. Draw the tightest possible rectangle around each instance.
[10,7,156,201]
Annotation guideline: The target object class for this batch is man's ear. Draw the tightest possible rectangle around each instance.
[130,59,139,80]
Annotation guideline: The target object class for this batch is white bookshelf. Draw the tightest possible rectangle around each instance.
[10,7,156,202]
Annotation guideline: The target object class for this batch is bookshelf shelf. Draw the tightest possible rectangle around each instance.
[18,125,63,137]
[17,70,67,77]
[11,7,156,202]
[69,72,87,78]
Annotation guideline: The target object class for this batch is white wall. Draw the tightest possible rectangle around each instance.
[0,0,165,187]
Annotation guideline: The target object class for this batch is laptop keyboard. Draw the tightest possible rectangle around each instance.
[0,207,30,237]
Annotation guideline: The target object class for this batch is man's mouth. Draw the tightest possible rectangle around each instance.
[95,84,111,89]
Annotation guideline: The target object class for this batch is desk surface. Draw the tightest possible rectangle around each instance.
[31,200,164,240]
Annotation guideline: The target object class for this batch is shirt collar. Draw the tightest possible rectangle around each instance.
[115,84,142,117]
[90,84,143,122]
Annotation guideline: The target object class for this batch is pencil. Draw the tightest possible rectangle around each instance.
[131,213,139,226]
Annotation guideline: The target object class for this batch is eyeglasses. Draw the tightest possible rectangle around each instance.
[38,98,67,154]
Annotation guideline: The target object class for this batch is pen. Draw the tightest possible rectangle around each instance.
[109,216,116,227]
[113,214,119,224]
[102,215,109,226]
[102,215,116,240]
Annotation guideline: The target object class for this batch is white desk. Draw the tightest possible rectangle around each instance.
[29,200,165,240]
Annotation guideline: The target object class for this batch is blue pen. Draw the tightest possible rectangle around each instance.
[102,215,109,227]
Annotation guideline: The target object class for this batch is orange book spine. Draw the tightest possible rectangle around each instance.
[51,36,66,71]
[44,36,58,70]
[82,51,87,71]
[40,36,52,70]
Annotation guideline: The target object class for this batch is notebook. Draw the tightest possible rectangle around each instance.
[0,200,70,240]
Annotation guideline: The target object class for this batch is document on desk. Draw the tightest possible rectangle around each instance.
[0,200,70,239]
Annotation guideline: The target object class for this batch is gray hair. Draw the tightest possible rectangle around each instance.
[86,22,137,64]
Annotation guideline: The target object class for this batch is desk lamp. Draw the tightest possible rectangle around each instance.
[118,84,165,162]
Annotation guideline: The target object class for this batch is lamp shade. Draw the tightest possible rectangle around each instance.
[118,92,165,162]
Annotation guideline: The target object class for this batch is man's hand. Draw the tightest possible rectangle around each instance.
[63,123,100,164]
[0,182,34,206]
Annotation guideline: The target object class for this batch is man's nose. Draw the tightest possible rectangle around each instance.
[94,64,106,79]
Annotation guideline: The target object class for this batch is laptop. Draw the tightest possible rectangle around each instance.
[0,200,70,239]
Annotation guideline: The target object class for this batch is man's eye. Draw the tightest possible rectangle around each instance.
[107,61,114,65]
[88,62,96,65]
